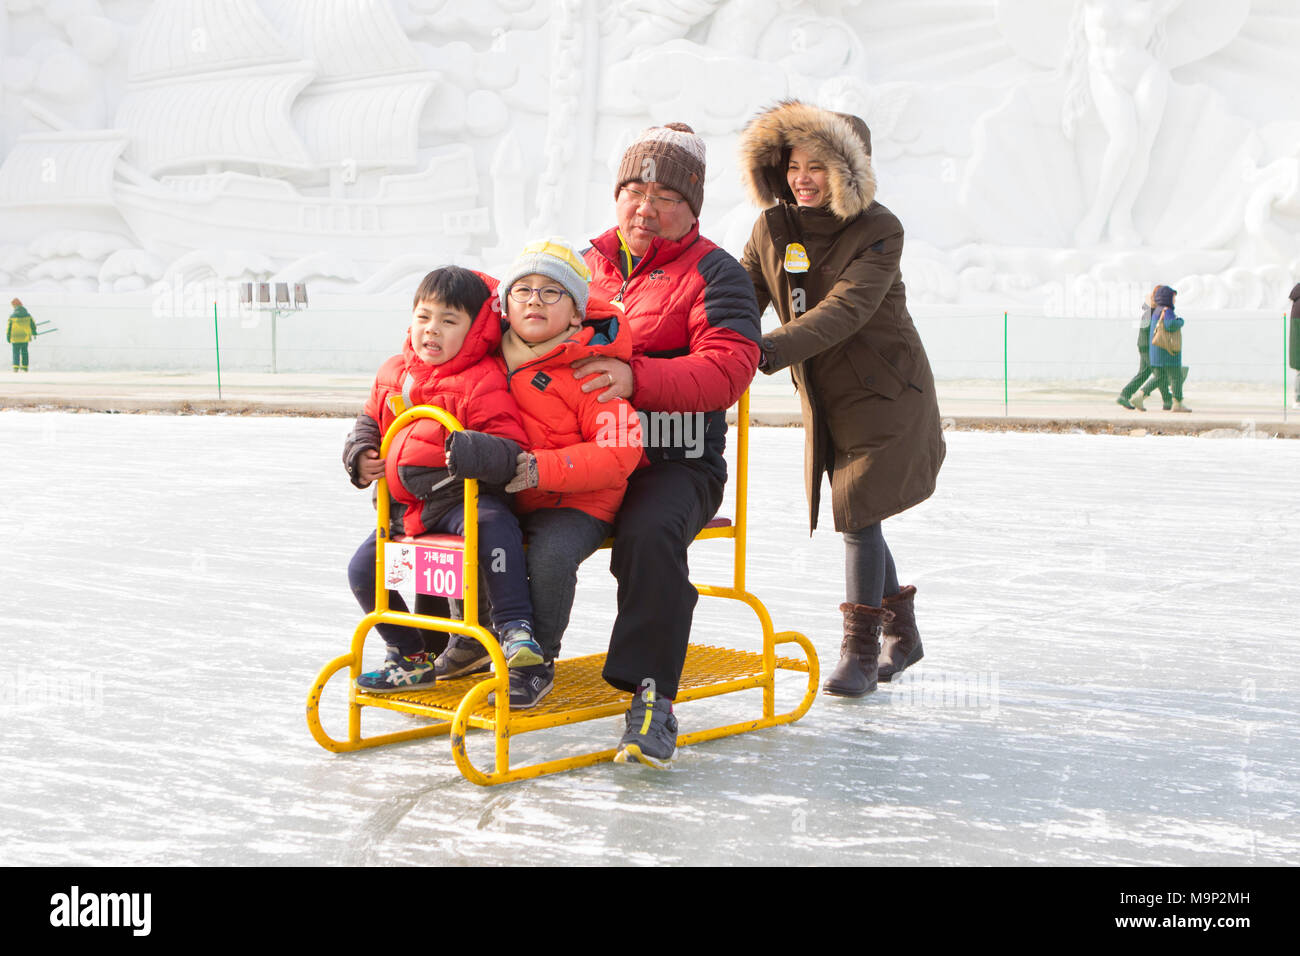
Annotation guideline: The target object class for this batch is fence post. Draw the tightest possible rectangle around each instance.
[1003,310,1009,417]
[213,300,223,400]
[1285,312,1289,424]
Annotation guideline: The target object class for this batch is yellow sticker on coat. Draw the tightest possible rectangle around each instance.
[784,243,810,274]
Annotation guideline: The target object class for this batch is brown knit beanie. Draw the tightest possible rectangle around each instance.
[615,122,706,217]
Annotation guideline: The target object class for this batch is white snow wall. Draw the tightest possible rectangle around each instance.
[2,0,1298,380]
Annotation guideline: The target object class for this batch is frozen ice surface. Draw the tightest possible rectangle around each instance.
[1,411,1296,866]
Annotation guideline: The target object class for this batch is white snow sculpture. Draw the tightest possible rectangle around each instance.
[0,0,1297,312]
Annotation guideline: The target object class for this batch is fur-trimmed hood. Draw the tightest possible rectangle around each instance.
[738,100,876,220]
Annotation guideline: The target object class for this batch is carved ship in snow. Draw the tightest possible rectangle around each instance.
[0,0,487,268]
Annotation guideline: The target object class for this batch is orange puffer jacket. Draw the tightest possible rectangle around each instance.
[504,298,643,523]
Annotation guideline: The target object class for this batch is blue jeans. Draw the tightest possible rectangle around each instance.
[424,495,532,633]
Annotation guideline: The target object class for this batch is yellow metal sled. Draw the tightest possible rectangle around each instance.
[306,391,818,785]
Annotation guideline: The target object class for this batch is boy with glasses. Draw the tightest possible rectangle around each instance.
[443,239,643,707]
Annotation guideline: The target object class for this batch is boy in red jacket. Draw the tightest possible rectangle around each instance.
[342,266,541,693]
[447,240,643,707]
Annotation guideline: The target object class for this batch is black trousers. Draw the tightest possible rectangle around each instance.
[603,460,724,701]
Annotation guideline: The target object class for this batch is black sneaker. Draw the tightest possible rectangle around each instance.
[433,633,491,679]
[488,662,555,710]
[614,680,678,769]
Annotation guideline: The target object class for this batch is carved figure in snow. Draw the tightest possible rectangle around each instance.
[1061,0,1184,246]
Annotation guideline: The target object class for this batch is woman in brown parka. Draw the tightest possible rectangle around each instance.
[738,100,945,698]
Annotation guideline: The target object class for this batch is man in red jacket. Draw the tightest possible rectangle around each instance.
[576,123,762,767]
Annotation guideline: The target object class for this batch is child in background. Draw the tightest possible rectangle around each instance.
[447,239,643,707]
[341,266,540,692]
[8,298,36,372]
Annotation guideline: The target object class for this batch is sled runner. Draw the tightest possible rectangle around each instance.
[306,391,818,785]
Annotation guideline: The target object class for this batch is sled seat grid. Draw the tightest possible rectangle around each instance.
[356,643,809,731]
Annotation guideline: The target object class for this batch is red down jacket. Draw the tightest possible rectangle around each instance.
[505,296,643,523]
[584,223,761,477]
[357,276,527,534]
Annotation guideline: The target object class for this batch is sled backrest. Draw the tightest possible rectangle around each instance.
[373,391,753,624]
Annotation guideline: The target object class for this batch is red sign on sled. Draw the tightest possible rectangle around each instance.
[384,541,464,600]
[414,545,462,599]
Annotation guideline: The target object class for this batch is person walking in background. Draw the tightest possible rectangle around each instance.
[1116,284,1168,411]
[1149,284,1190,412]
[8,298,36,372]
[1289,282,1299,408]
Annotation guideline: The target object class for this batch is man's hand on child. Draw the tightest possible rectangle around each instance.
[572,355,633,403]
[358,449,386,485]
[505,453,539,493]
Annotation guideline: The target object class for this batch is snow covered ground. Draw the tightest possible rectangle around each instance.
[1,411,1296,866]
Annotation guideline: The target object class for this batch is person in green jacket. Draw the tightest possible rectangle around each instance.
[1289,282,1299,408]
[8,298,36,371]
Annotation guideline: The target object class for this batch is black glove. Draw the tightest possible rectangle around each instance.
[444,430,524,485]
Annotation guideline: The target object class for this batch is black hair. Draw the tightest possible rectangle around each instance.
[413,266,490,316]
[774,145,794,203]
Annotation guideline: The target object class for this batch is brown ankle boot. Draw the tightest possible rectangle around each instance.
[878,585,923,682]
[822,602,892,697]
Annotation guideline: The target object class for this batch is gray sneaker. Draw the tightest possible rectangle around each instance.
[498,620,544,668]
[433,633,491,679]
[488,662,555,710]
[614,680,678,769]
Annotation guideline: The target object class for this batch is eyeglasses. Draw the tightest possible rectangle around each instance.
[620,185,686,211]
[508,285,569,304]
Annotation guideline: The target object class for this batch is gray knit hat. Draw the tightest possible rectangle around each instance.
[498,238,592,317]
[616,122,706,217]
